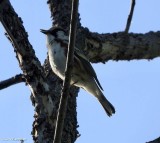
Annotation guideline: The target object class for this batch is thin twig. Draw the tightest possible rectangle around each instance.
[125,0,136,33]
[0,74,25,90]
[53,0,79,143]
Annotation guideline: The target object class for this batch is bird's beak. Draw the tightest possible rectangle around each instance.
[40,29,48,34]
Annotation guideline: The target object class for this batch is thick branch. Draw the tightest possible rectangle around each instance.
[0,74,25,90]
[47,0,81,30]
[81,28,160,63]
[0,0,45,86]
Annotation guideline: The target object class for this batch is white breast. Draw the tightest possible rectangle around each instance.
[47,35,66,80]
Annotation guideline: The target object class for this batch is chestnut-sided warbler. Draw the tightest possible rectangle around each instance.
[41,27,115,116]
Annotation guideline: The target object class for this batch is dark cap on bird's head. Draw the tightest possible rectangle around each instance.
[40,27,66,35]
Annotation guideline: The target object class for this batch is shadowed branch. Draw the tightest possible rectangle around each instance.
[0,74,25,90]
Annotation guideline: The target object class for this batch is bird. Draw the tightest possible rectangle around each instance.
[40,27,115,116]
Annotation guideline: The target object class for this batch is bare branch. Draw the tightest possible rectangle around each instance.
[125,0,136,33]
[81,28,160,63]
[53,0,79,143]
[0,74,25,90]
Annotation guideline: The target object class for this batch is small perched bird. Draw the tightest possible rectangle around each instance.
[41,27,115,116]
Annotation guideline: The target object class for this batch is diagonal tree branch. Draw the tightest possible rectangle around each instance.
[0,0,45,85]
[0,1,56,142]
[53,0,79,143]
[0,74,25,90]
[125,0,136,33]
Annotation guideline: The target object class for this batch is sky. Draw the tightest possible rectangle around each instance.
[0,0,160,143]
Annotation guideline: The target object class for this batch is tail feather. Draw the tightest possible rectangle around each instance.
[98,94,115,117]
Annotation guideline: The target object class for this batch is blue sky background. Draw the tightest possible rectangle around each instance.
[0,1,160,143]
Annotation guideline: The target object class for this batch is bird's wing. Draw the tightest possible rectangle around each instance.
[55,37,103,90]
[74,48,103,90]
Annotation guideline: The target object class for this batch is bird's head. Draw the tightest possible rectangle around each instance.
[40,27,67,41]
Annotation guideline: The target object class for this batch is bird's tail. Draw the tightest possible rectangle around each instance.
[98,93,115,117]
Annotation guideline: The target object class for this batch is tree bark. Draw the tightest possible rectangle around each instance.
[80,29,160,62]
[0,0,160,143]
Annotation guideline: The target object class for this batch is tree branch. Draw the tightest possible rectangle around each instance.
[53,0,79,143]
[0,1,54,142]
[0,74,25,90]
[81,28,160,63]
[0,0,44,83]
[125,0,136,33]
